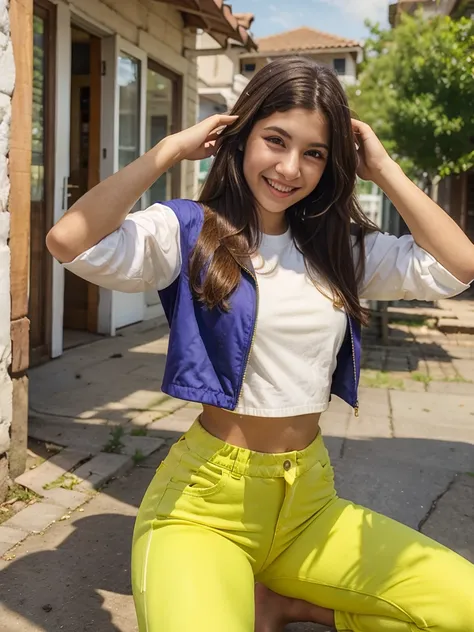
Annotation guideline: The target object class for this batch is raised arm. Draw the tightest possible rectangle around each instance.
[46,114,238,264]
[353,119,474,285]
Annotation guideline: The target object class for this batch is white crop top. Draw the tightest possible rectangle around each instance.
[63,203,470,417]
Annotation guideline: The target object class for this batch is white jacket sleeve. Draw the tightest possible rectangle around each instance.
[355,231,471,301]
[62,203,182,293]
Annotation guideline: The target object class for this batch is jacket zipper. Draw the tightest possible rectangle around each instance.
[348,316,360,417]
[236,263,259,404]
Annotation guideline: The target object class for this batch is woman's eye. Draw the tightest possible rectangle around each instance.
[306,150,324,160]
[266,137,284,146]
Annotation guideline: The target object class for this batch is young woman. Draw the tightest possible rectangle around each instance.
[47,58,474,632]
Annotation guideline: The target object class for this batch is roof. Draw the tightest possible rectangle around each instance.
[154,0,257,51]
[234,13,255,30]
[256,27,360,54]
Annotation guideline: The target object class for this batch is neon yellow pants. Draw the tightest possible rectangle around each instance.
[132,420,474,631]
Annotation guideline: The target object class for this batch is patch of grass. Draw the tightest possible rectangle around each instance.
[360,370,404,390]
[5,484,39,504]
[130,427,147,437]
[43,473,81,491]
[103,426,125,454]
[411,372,432,385]
[1,485,40,525]
[393,318,428,328]
[132,449,146,465]
[443,375,472,384]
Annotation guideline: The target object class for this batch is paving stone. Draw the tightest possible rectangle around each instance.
[390,389,474,424]
[126,410,162,428]
[28,416,115,450]
[347,414,392,439]
[451,359,474,381]
[15,448,91,495]
[4,502,66,534]
[0,526,29,557]
[74,453,133,492]
[403,378,426,392]
[358,387,390,417]
[427,381,474,396]
[148,407,199,434]
[438,318,474,334]
[41,488,90,510]
[145,393,189,413]
[319,411,350,437]
[120,436,165,457]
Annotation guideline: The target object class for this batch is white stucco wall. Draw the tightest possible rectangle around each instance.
[0,0,13,454]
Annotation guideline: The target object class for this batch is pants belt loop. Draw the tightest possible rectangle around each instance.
[230,448,248,479]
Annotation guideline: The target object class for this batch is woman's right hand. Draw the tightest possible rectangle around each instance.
[166,114,238,162]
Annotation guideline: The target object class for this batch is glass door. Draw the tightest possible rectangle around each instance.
[145,60,182,205]
[113,47,146,328]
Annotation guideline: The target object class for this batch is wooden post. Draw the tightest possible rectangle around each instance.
[9,0,33,478]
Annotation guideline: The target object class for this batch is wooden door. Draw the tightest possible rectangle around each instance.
[62,30,101,332]
[29,0,56,366]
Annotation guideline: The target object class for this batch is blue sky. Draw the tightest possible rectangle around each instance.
[230,0,392,42]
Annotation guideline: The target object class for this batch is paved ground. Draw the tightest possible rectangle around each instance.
[1,297,474,632]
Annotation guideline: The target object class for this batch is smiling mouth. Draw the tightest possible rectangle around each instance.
[263,177,299,197]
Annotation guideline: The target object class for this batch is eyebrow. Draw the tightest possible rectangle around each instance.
[263,126,329,151]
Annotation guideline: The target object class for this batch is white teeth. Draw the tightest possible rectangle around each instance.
[267,178,294,193]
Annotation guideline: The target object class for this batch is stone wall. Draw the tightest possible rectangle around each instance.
[0,0,14,501]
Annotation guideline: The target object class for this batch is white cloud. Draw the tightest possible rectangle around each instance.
[316,0,390,23]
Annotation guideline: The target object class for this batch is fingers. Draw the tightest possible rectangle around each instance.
[201,114,238,134]
[351,118,373,142]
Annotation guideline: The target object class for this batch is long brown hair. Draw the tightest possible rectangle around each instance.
[191,56,378,325]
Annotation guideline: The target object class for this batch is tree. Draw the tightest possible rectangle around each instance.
[348,12,474,184]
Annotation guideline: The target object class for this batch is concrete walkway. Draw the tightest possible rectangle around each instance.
[1,314,474,631]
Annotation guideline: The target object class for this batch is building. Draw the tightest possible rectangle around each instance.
[239,27,363,87]
[197,14,255,118]
[388,0,474,241]
[196,13,256,184]
[1,0,254,498]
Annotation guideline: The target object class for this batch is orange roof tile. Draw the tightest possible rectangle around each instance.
[234,12,255,30]
[256,27,360,53]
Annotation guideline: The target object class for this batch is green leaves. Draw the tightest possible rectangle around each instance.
[349,12,474,180]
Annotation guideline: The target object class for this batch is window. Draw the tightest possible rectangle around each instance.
[146,60,182,202]
[118,52,141,170]
[241,62,256,73]
[333,58,346,76]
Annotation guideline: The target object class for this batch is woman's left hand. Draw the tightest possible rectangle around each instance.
[351,119,394,183]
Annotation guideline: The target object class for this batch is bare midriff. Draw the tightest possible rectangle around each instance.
[200,405,322,453]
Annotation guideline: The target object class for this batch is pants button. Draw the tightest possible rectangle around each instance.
[283,460,291,471]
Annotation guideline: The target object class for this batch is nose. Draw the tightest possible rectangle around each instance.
[275,151,301,181]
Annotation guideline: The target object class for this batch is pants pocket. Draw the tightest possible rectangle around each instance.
[169,459,229,497]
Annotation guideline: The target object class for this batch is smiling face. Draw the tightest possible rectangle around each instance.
[242,107,330,234]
